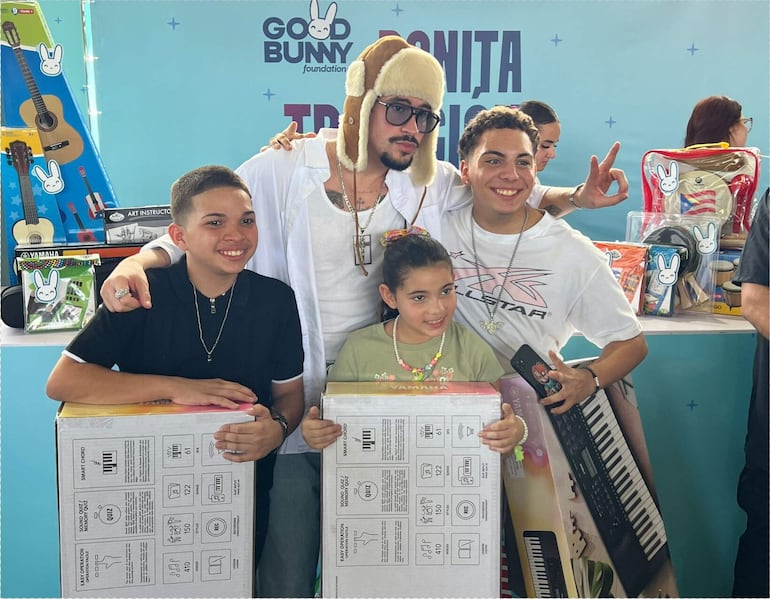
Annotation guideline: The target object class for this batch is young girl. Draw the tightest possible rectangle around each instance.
[301,227,526,455]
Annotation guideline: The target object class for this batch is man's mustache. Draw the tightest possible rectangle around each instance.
[389,135,420,147]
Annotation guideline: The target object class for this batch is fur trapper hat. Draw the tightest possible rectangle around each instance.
[337,36,445,187]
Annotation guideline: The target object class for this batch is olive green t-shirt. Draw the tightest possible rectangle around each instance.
[328,320,504,384]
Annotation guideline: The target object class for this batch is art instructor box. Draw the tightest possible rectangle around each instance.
[321,382,501,598]
[103,205,172,245]
[56,401,255,597]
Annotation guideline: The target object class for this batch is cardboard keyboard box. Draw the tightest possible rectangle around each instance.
[321,381,501,598]
[501,367,679,598]
[56,401,255,597]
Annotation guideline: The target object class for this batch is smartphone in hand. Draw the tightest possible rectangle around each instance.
[510,344,563,406]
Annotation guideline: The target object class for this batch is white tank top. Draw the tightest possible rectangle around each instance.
[308,190,402,360]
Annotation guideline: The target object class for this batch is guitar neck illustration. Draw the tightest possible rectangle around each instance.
[68,202,97,242]
[19,172,40,224]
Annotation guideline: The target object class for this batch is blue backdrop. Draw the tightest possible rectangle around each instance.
[1,1,767,597]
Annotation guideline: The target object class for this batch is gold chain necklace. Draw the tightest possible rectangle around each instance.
[391,315,446,381]
[192,280,236,362]
[470,207,529,335]
[336,158,386,276]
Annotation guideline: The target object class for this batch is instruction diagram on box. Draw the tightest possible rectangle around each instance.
[57,410,254,596]
[321,387,501,597]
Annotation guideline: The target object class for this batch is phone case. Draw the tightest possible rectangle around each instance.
[510,344,563,400]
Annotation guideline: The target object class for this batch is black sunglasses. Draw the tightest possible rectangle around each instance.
[377,100,441,133]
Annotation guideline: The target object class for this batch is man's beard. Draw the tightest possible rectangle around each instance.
[380,135,420,171]
[380,151,414,171]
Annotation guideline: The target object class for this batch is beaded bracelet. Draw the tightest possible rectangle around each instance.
[513,414,529,462]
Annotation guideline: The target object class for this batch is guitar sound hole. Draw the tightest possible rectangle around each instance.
[36,111,57,132]
[29,234,42,244]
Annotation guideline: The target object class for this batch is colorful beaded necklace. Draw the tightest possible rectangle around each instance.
[391,315,446,382]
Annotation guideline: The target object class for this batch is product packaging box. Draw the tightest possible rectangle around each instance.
[15,241,142,295]
[321,382,501,598]
[592,241,648,315]
[56,401,255,598]
[103,206,172,245]
[712,248,742,316]
[17,254,99,332]
[501,365,678,598]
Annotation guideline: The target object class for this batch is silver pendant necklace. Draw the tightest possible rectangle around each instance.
[470,207,529,335]
[192,280,236,362]
[336,158,386,275]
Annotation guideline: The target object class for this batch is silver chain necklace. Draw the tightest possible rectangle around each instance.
[336,158,386,275]
[192,280,236,362]
[470,207,529,335]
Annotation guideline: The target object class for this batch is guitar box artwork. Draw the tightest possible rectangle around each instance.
[1,126,68,285]
[17,254,99,333]
[0,2,118,246]
[500,362,679,598]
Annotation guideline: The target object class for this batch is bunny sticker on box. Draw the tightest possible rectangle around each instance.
[657,161,680,194]
[38,42,63,77]
[308,0,337,40]
[693,222,718,254]
[18,255,99,332]
[32,159,65,194]
[32,268,60,304]
[655,253,679,287]
[644,246,681,317]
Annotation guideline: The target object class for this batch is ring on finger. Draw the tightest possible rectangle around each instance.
[114,288,131,300]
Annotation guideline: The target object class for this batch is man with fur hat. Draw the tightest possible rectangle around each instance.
[99,35,457,597]
[99,35,630,596]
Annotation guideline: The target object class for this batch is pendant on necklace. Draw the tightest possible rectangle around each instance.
[207,355,213,363]
[480,319,504,335]
[353,233,373,266]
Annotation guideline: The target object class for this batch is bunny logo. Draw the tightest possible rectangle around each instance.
[38,42,63,76]
[261,2,352,66]
[656,253,680,286]
[693,222,718,254]
[33,269,60,304]
[656,161,680,194]
[308,0,336,40]
[32,160,65,194]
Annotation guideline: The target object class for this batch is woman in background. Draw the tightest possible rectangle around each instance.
[519,99,561,174]
[684,95,752,147]
[684,95,766,596]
